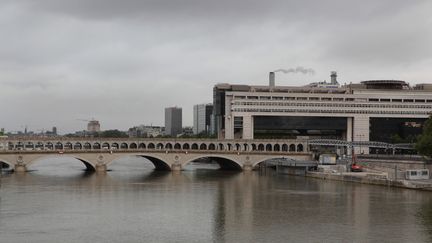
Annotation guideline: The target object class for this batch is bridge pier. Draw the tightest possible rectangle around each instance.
[14,164,27,173]
[172,163,182,171]
[243,164,253,171]
[95,163,107,173]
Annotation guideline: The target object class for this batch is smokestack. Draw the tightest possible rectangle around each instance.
[269,72,275,87]
[330,71,337,84]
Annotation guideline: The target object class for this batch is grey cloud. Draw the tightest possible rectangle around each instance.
[0,0,431,133]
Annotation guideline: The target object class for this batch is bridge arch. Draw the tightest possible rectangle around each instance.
[74,142,82,150]
[130,143,137,149]
[274,144,280,152]
[289,144,296,152]
[120,143,128,149]
[199,143,207,150]
[0,158,14,168]
[93,143,101,149]
[83,143,91,150]
[297,144,304,152]
[165,143,173,149]
[174,143,181,150]
[156,143,164,149]
[64,142,73,150]
[112,143,119,149]
[148,143,155,149]
[183,143,190,150]
[26,155,96,171]
[208,143,216,150]
[282,144,288,152]
[106,154,171,171]
[183,155,242,170]
[191,143,198,150]
[265,144,272,151]
[138,143,146,149]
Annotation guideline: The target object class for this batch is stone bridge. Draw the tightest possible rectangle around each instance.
[0,138,311,172]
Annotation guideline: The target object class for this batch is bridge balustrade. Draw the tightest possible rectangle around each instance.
[0,139,308,154]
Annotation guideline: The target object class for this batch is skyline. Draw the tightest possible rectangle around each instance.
[1,0,432,133]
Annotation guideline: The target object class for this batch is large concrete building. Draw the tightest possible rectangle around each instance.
[87,120,100,133]
[193,103,213,135]
[165,107,182,137]
[213,72,432,153]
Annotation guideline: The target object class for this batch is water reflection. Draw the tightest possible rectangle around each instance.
[1,158,432,242]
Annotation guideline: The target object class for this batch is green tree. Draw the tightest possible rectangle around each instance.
[416,115,432,157]
[96,130,129,138]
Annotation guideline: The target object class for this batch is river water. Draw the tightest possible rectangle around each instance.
[1,157,432,243]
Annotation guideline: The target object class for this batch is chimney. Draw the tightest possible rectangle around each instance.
[330,71,337,84]
[269,72,275,87]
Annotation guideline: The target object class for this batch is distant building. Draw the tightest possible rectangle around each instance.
[193,103,213,135]
[87,120,100,133]
[52,127,57,135]
[165,107,182,137]
[182,126,194,137]
[128,125,164,138]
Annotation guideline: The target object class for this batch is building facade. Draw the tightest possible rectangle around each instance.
[213,73,432,154]
[165,107,182,137]
[87,120,100,133]
[193,103,213,135]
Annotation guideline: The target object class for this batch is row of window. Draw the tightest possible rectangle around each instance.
[233,96,432,103]
[232,108,430,115]
[233,101,432,109]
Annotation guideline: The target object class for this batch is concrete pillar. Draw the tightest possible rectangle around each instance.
[242,115,254,139]
[353,116,370,155]
[225,116,234,139]
[14,164,27,172]
[347,117,353,142]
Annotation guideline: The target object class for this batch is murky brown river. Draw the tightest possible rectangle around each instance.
[1,157,432,242]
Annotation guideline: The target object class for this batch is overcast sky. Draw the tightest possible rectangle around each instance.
[1,0,432,134]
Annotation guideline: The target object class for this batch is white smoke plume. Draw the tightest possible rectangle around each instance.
[274,66,315,75]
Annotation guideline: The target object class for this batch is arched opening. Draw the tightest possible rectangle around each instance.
[25,142,34,150]
[46,142,54,150]
[156,143,164,149]
[253,157,298,169]
[227,144,232,151]
[218,143,224,150]
[252,144,257,151]
[208,143,216,150]
[282,144,288,152]
[243,144,249,151]
[274,144,280,152]
[184,156,242,171]
[120,143,128,149]
[258,144,264,151]
[102,143,110,149]
[199,143,207,150]
[27,156,96,173]
[55,142,63,150]
[183,143,190,150]
[148,143,155,149]
[130,143,137,149]
[8,142,14,150]
[165,143,173,149]
[84,143,91,150]
[64,142,73,150]
[138,143,146,149]
[139,155,171,171]
[93,143,101,149]
[266,144,272,151]
[36,142,44,150]
[235,143,241,151]
[191,143,198,150]
[174,143,181,150]
[16,142,24,150]
[111,143,119,149]
[289,144,296,152]
[297,144,304,152]
[74,142,82,150]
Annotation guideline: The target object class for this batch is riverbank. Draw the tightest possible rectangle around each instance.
[306,171,432,191]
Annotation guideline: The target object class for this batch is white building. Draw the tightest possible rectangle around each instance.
[213,72,432,154]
